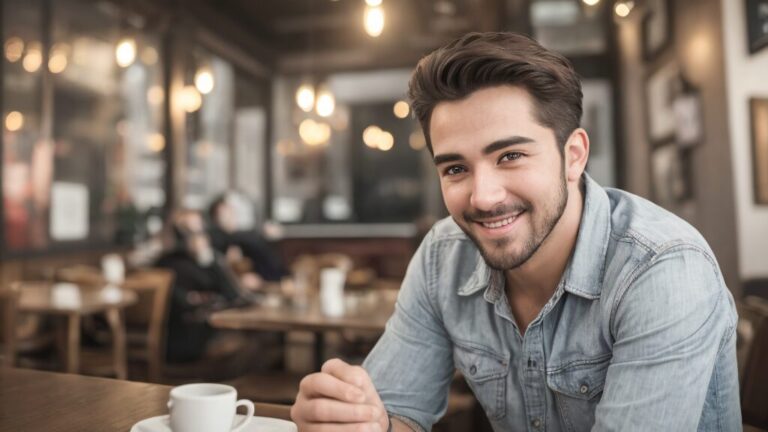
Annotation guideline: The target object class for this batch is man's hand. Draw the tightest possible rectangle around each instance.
[291,358,389,432]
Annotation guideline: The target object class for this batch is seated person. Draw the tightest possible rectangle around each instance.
[155,209,262,363]
[291,32,740,431]
[208,194,287,282]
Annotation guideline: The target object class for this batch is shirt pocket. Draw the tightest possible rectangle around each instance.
[453,341,510,420]
[546,355,611,432]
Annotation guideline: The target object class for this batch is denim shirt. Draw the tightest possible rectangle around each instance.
[363,174,741,432]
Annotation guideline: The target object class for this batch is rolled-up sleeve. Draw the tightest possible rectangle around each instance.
[594,247,739,431]
[363,231,454,431]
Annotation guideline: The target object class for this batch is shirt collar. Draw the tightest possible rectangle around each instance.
[457,173,611,301]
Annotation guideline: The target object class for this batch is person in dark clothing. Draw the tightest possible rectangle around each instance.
[155,209,260,363]
[208,194,287,282]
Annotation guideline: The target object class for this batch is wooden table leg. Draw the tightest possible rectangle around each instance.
[105,308,127,380]
[65,313,81,374]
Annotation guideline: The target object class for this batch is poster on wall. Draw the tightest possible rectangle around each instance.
[50,182,89,241]
[750,98,768,204]
[746,0,768,54]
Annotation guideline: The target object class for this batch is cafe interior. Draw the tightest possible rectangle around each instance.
[0,0,767,430]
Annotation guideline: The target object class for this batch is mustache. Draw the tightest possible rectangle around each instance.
[463,203,529,222]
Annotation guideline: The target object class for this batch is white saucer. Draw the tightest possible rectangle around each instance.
[130,414,297,432]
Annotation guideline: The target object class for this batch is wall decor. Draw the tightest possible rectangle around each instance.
[651,143,694,208]
[646,61,680,143]
[746,0,768,54]
[642,0,673,61]
[751,98,768,204]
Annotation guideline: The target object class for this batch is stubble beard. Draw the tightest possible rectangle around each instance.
[460,172,569,271]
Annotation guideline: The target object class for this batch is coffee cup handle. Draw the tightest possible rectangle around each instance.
[231,399,255,432]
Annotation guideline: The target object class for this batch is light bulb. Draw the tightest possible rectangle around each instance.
[22,42,42,73]
[378,131,394,151]
[296,84,315,112]
[582,0,599,5]
[365,0,382,5]
[179,85,202,113]
[195,68,215,94]
[4,37,24,63]
[316,89,335,117]
[393,101,410,119]
[116,38,136,68]
[5,111,24,132]
[363,125,382,148]
[364,6,385,37]
[48,44,68,74]
[614,1,634,17]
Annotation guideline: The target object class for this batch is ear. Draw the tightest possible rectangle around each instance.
[563,128,590,183]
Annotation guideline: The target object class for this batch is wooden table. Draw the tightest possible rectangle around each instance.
[0,367,292,431]
[16,282,138,378]
[210,288,397,370]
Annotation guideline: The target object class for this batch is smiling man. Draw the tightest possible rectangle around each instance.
[291,32,741,432]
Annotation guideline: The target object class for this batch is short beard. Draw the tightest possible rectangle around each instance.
[460,169,569,271]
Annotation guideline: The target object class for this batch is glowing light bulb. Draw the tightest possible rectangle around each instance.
[48,44,68,74]
[299,119,332,146]
[365,0,382,5]
[393,101,410,119]
[147,85,164,105]
[22,42,42,73]
[363,125,382,148]
[364,6,385,37]
[316,89,335,117]
[296,84,315,112]
[378,131,394,151]
[195,68,215,94]
[5,111,24,132]
[115,38,136,68]
[147,133,166,152]
[4,37,24,63]
[179,85,202,113]
[582,0,599,5]
[614,1,634,17]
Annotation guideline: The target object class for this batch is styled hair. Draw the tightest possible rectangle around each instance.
[408,32,583,153]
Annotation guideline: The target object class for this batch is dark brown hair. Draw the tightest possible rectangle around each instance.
[408,32,583,153]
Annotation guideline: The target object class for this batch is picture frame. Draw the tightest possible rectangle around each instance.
[746,0,768,54]
[750,98,768,205]
[651,142,694,208]
[646,61,680,144]
[642,0,673,61]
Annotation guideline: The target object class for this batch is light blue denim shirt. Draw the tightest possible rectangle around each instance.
[363,174,741,431]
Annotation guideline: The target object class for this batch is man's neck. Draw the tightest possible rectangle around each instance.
[504,182,585,321]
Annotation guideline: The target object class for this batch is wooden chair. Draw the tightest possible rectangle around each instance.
[738,295,768,430]
[0,287,20,367]
[121,269,173,382]
[58,267,173,382]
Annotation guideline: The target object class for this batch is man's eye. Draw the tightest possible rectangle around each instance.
[500,152,523,162]
[444,165,466,176]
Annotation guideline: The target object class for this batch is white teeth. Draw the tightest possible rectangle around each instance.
[481,213,520,229]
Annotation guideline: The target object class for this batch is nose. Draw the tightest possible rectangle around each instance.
[470,169,507,212]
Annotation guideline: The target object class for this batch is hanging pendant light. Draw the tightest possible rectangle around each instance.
[116,37,136,67]
[316,86,335,117]
[364,5,385,37]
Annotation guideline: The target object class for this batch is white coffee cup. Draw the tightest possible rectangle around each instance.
[168,383,254,432]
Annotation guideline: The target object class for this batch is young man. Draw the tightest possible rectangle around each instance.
[290,32,741,431]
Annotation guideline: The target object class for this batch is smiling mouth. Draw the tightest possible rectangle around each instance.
[477,211,525,229]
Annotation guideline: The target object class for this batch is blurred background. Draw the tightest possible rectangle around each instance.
[0,0,767,430]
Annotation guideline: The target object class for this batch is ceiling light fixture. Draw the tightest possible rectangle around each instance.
[364,5,385,37]
[115,37,136,67]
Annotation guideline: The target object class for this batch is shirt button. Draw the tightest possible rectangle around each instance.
[531,418,542,429]
[469,365,477,375]
[580,384,589,394]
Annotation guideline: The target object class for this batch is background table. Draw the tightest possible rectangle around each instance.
[210,288,397,370]
[16,282,137,378]
[0,368,292,431]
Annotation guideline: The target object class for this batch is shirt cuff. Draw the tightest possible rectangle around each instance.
[389,413,427,432]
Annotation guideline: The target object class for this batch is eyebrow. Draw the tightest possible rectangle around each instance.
[432,136,536,165]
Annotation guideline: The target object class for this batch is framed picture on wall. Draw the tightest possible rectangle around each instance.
[746,0,768,54]
[642,0,673,61]
[651,142,694,208]
[750,98,768,204]
[646,61,680,143]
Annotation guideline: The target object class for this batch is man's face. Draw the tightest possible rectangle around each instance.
[430,86,568,270]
